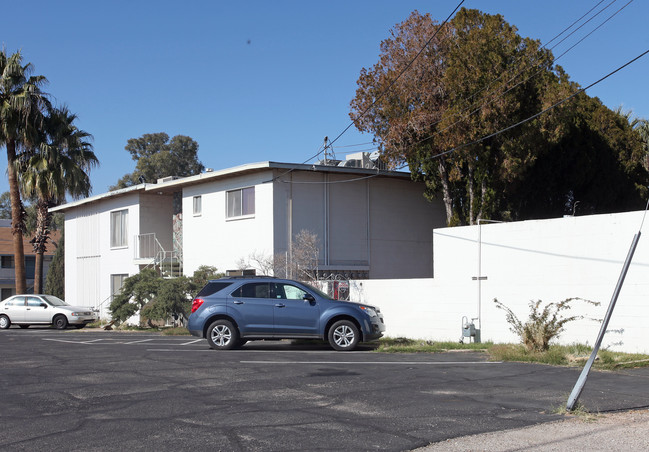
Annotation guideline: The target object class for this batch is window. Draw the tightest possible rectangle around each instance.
[1,256,14,268]
[111,274,128,297]
[226,187,255,219]
[232,283,270,298]
[273,283,308,300]
[27,297,44,307]
[1,288,14,300]
[193,196,202,216]
[196,282,232,297]
[110,210,128,248]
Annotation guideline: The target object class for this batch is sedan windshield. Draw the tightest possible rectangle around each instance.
[42,295,69,307]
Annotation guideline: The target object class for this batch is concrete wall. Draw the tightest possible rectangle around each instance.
[350,210,649,354]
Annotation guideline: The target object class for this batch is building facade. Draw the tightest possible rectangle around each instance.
[53,158,446,318]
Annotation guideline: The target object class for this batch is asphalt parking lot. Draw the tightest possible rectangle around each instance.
[1,328,648,451]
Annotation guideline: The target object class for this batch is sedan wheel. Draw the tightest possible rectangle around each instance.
[328,320,360,351]
[206,319,240,350]
[53,315,68,330]
[0,315,10,329]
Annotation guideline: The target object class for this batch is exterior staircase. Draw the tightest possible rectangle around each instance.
[134,233,183,278]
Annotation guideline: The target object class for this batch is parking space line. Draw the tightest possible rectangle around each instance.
[43,338,103,345]
[123,339,154,345]
[240,360,503,365]
[179,339,203,346]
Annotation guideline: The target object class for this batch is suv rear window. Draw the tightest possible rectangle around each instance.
[196,282,233,297]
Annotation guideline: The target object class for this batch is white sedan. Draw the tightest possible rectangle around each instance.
[0,295,97,330]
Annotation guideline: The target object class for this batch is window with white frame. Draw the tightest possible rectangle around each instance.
[110,209,128,248]
[226,187,255,219]
[193,195,202,216]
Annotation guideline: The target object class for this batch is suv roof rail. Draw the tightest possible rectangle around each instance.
[217,275,278,280]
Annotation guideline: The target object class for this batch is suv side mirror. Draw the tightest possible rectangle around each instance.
[303,294,315,303]
[40,303,48,308]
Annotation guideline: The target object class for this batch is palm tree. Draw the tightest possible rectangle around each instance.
[0,49,49,294]
[19,106,97,293]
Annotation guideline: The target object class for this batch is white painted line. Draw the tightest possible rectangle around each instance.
[179,339,203,346]
[123,339,154,345]
[42,338,100,345]
[148,349,210,352]
[240,361,503,365]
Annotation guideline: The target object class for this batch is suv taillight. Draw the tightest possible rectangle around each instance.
[191,298,204,313]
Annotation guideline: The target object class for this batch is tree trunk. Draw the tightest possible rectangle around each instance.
[32,201,51,294]
[7,139,27,294]
[438,159,454,225]
[34,253,43,294]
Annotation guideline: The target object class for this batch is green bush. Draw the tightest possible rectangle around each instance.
[493,298,600,352]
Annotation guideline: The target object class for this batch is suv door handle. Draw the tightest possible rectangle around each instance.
[233,300,244,305]
[275,303,286,308]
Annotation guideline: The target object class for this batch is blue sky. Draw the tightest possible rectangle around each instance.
[2,0,648,196]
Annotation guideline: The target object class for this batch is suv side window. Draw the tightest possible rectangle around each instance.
[196,282,233,297]
[273,283,308,300]
[232,283,270,299]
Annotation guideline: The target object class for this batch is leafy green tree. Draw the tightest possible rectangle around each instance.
[111,132,204,189]
[509,95,648,219]
[615,107,649,171]
[109,268,161,323]
[188,265,223,294]
[44,233,64,299]
[19,106,98,293]
[1,49,50,293]
[109,266,222,325]
[141,276,193,323]
[350,9,649,224]
[351,9,574,225]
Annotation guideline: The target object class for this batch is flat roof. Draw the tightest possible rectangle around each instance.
[51,160,411,212]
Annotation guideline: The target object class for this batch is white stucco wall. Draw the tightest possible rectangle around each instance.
[351,210,649,354]
[64,193,142,317]
[182,172,275,275]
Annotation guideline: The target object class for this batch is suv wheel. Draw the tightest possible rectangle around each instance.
[206,319,239,350]
[328,320,360,351]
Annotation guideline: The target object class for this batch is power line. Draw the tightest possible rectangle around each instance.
[302,1,614,166]
[324,0,466,152]
[397,0,631,154]
[268,0,466,184]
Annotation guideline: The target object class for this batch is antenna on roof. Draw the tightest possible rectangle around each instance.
[323,136,329,165]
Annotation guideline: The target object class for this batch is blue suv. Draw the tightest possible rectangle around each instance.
[187,277,385,351]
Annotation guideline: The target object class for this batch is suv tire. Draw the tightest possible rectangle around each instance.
[206,319,239,350]
[328,319,360,351]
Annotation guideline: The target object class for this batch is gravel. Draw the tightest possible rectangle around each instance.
[415,409,649,451]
